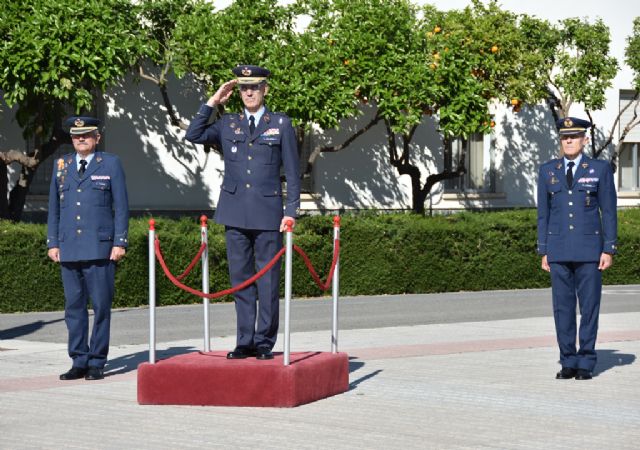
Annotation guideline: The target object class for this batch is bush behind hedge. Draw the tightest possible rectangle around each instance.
[1,208,639,313]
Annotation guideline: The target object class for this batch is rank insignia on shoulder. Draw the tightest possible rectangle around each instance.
[581,162,588,168]
[67,158,73,165]
[264,114,270,123]
[96,156,102,163]
[556,162,562,169]
[239,114,245,121]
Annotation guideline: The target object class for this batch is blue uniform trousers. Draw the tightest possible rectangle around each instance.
[225,227,282,350]
[550,262,601,371]
[61,260,115,369]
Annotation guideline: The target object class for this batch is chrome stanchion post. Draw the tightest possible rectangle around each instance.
[148,218,156,364]
[283,219,294,366]
[332,216,340,353]
[200,215,211,352]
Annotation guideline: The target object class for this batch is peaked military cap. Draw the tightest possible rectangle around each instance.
[556,117,591,136]
[64,116,101,135]
[232,65,270,85]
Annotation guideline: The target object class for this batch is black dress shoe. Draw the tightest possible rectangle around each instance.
[59,367,88,380]
[575,369,593,380]
[226,347,257,359]
[256,347,274,360]
[556,367,578,379]
[85,367,104,380]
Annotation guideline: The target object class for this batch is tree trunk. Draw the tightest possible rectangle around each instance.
[0,163,8,219]
[3,125,67,221]
[7,165,36,221]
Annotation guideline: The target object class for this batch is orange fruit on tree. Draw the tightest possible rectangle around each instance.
[491,45,499,53]
[434,25,441,33]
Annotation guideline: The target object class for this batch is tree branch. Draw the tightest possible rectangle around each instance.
[0,150,39,168]
[304,112,382,176]
[138,65,159,85]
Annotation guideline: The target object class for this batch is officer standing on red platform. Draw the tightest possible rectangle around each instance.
[185,65,301,360]
[537,116,617,380]
[47,116,129,381]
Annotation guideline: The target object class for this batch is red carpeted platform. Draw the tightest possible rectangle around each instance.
[137,351,349,407]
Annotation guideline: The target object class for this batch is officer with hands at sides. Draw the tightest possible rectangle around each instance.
[185,65,301,360]
[47,116,129,381]
[537,117,617,380]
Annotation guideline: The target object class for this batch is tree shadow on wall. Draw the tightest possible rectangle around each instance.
[312,106,443,211]
[454,104,559,211]
[105,69,219,214]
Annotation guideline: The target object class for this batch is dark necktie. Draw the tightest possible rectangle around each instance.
[249,115,255,134]
[566,161,574,187]
[79,159,87,176]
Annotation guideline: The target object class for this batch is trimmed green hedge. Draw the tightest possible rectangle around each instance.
[1,208,639,313]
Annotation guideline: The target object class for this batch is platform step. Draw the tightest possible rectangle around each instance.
[137,351,349,407]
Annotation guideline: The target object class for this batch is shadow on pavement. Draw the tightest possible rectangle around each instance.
[0,318,65,340]
[594,348,636,376]
[348,357,382,391]
[105,346,196,377]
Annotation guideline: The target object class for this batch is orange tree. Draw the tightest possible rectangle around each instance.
[0,0,143,220]
[273,0,550,213]
[517,15,640,163]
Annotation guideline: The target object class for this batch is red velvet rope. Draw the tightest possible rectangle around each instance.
[155,237,286,299]
[154,236,340,298]
[293,240,340,291]
[175,242,207,281]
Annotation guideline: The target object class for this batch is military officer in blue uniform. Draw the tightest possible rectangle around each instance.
[47,116,129,380]
[185,65,301,360]
[537,116,617,380]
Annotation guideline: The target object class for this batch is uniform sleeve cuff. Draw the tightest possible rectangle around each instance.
[197,104,214,116]
[536,242,547,255]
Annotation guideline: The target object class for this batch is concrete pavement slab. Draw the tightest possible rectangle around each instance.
[1,311,639,449]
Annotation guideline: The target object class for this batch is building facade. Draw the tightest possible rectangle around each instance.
[2,0,639,218]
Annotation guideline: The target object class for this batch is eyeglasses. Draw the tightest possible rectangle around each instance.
[239,84,264,92]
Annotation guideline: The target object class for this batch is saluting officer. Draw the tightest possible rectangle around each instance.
[537,117,617,380]
[185,65,301,360]
[47,117,129,381]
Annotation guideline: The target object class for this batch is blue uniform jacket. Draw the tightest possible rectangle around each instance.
[185,104,301,231]
[47,152,129,262]
[536,155,617,262]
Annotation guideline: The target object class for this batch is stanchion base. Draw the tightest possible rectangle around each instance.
[137,351,349,407]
